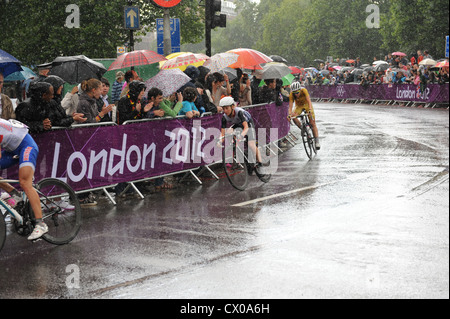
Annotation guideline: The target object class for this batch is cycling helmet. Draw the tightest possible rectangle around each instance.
[219,96,235,107]
[290,81,303,92]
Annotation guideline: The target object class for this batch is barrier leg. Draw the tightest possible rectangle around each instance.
[129,182,144,199]
[102,187,117,205]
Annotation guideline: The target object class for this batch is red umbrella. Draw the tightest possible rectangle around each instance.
[346,59,355,63]
[108,50,167,71]
[288,66,302,74]
[226,48,273,69]
[392,51,407,57]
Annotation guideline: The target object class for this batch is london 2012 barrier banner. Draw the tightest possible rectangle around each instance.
[4,102,290,192]
[306,83,449,103]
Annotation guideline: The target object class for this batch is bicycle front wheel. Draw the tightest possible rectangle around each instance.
[0,214,6,252]
[36,178,82,245]
[222,143,249,191]
[301,126,313,159]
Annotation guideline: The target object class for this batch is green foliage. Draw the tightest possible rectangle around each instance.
[0,0,204,66]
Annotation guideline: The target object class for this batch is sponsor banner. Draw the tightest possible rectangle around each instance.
[5,102,290,192]
[306,83,449,103]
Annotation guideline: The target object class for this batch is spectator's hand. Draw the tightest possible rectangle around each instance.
[135,102,142,112]
[143,102,154,113]
[177,92,183,102]
[71,85,79,94]
[223,74,229,82]
[73,112,87,123]
[154,109,165,117]
[102,104,113,115]
[217,106,223,113]
[43,118,52,130]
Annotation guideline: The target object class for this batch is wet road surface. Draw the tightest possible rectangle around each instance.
[0,102,448,299]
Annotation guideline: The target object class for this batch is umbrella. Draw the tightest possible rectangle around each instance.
[108,50,166,71]
[304,67,319,73]
[259,73,295,87]
[320,70,330,76]
[161,52,209,71]
[48,55,107,84]
[435,60,449,68]
[351,68,363,76]
[363,66,375,72]
[346,59,355,64]
[419,58,437,66]
[374,63,389,72]
[260,62,291,79]
[331,65,342,70]
[0,48,23,77]
[392,52,406,56]
[338,66,354,73]
[313,59,325,63]
[4,66,36,81]
[360,64,371,68]
[144,68,191,97]
[288,66,302,74]
[226,48,273,69]
[202,52,239,73]
[270,55,288,63]
[217,67,238,81]
[373,60,388,66]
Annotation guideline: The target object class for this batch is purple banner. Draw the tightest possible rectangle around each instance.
[5,102,290,192]
[306,83,449,103]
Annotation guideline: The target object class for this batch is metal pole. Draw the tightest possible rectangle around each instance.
[163,8,172,56]
[205,0,211,57]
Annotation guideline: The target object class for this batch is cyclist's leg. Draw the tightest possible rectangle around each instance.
[18,166,42,219]
[307,107,319,139]
[292,106,305,129]
[0,151,20,195]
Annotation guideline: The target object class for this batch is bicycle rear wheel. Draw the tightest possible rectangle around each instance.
[0,215,6,252]
[222,142,249,191]
[36,178,82,245]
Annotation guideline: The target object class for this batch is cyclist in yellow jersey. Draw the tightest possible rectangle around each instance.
[288,82,320,150]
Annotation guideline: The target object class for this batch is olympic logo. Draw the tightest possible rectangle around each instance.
[336,85,346,97]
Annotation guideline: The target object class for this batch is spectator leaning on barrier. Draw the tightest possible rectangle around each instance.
[146,88,183,119]
[96,77,113,122]
[77,78,112,124]
[117,80,152,125]
[42,75,87,127]
[179,87,201,119]
[0,72,16,120]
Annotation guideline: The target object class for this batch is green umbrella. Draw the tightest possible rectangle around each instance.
[259,73,295,87]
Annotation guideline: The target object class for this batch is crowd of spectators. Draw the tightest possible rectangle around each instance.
[298,50,449,88]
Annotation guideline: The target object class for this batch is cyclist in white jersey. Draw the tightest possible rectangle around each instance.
[0,118,47,240]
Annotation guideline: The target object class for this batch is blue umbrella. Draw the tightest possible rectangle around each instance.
[4,66,36,81]
[0,48,23,77]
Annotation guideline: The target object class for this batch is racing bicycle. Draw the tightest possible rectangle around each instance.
[289,110,317,160]
[221,132,271,191]
[0,177,82,252]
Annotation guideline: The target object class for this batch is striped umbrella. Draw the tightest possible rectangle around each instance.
[203,52,239,72]
[160,53,209,70]
[108,50,167,71]
[144,68,191,97]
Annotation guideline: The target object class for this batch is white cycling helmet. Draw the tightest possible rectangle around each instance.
[219,96,235,107]
[290,81,303,92]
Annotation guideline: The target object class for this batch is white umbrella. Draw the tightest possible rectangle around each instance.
[419,58,437,66]
[144,69,191,97]
[373,60,388,66]
[203,52,239,73]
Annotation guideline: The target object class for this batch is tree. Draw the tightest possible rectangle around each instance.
[0,0,204,66]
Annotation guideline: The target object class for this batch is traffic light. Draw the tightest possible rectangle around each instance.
[210,0,226,29]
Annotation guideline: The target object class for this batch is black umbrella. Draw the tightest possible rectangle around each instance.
[269,55,288,64]
[48,55,107,84]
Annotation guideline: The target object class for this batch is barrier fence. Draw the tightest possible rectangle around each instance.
[4,102,290,202]
[306,83,449,106]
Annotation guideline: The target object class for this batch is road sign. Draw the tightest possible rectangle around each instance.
[156,18,181,55]
[124,6,140,30]
[151,0,182,8]
[117,46,126,56]
[446,36,449,58]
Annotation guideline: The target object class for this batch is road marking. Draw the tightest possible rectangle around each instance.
[232,172,375,207]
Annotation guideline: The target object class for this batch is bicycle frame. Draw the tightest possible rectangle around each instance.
[0,179,25,225]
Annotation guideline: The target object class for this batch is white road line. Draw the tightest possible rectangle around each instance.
[232,172,375,207]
